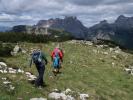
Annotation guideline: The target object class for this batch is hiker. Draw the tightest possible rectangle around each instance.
[51,44,63,75]
[29,46,48,87]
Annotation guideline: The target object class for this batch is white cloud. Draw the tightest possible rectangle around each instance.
[0,0,133,27]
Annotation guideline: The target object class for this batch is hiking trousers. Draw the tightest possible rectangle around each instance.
[35,62,45,87]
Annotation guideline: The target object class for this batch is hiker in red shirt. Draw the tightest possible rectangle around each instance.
[51,45,63,74]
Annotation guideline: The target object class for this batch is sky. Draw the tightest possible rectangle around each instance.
[0,0,133,27]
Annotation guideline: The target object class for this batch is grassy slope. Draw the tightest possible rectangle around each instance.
[0,41,133,100]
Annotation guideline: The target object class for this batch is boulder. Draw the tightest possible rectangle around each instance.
[0,70,3,73]
[52,89,61,93]
[2,77,7,80]
[0,62,7,67]
[30,98,47,100]
[25,72,37,80]
[66,95,75,100]
[17,69,24,73]
[85,41,93,46]
[79,94,89,100]
[112,62,115,67]
[9,84,15,90]
[13,45,20,53]
[3,81,11,84]
[48,92,67,100]
[103,52,109,55]
[8,67,17,74]
[64,88,72,94]
[124,65,133,75]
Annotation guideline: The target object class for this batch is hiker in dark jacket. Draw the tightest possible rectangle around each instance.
[30,47,47,87]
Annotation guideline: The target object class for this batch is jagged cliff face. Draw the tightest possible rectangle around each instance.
[87,20,115,41]
[37,16,88,39]
[87,15,133,49]
[115,15,133,29]
[12,25,50,35]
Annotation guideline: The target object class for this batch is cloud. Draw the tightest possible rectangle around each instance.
[0,0,133,27]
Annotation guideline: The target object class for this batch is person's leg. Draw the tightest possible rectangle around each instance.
[38,63,45,86]
[57,59,60,73]
[35,63,41,87]
[53,60,56,73]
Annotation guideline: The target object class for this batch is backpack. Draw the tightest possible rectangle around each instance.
[53,53,60,68]
[52,48,62,58]
[32,51,42,63]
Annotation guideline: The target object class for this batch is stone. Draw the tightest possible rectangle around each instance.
[0,62,7,67]
[25,72,32,76]
[124,65,133,75]
[112,62,115,67]
[29,75,37,80]
[80,94,89,100]
[124,68,132,73]
[25,72,37,80]
[96,45,104,48]
[52,89,61,93]
[13,45,20,53]
[2,77,7,80]
[66,95,75,100]
[103,52,108,55]
[48,92,67,100]
[115,50,120,54]
[9,85,15,90]
[3,70,7,73]
[85,41,93,46]
[109,48,114,52]
[111,55,117,60]
[54,35,59,38]
[30,98,47,100]
[0,70,4,73]
[21,49,27,54]
[8,68,17,74]
[3,81,11,84]
[17,69,24,73]
[65,88,72,94]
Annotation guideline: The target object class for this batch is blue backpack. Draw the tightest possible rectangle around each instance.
[32,51,42,63]
[53,53,60,68]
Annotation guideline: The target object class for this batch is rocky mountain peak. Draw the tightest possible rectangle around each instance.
[115,15,127,23]
[115,15,133,29]
[100,20,108,24]
[36,16,88,39]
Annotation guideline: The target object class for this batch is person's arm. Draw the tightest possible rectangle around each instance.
[59,50,63,62]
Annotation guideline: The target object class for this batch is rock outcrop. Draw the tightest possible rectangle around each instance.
[12,25,50,35]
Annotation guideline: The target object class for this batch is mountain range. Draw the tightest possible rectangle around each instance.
[11,15,133,49]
